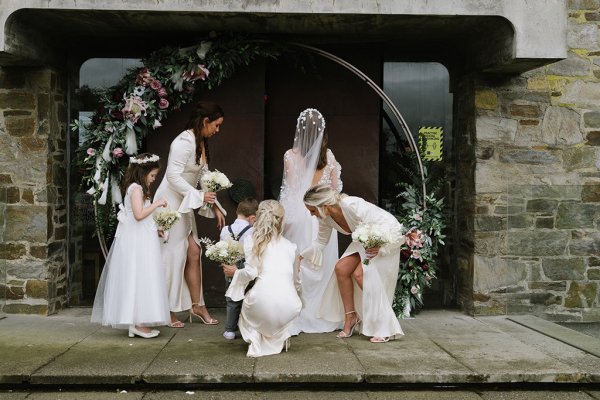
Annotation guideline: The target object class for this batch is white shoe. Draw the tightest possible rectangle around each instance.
[128,326,159,339]
[223,331,236,340]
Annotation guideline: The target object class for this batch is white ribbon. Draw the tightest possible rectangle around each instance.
[125,123,138,155]
[117,203,127,223]
[102,135,113,162]
[111,176,123,204]
[98,176,109,205]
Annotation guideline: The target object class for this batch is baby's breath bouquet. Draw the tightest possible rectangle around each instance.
[351,223,399,265]
[153,208,181,243]
[199,237,244,265]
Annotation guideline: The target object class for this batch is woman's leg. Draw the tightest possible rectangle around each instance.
[184,234,217,322]
[335,253,361,334]
[352,264,364,290]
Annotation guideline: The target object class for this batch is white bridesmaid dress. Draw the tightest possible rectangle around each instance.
[226,236,302,357]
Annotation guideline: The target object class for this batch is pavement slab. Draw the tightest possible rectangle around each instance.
[0,311,99,384]
[142,318,255,384]
[410,310,582,383]
[509,316,600,358]
[30,326,175,385]
[480,317,600,383]
[478,391,595,400]
[350,321,475,384]
[253,333,363,383]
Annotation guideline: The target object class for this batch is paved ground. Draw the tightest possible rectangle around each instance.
[1,308,600,398]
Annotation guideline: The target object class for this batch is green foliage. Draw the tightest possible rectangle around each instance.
[391,155,447,317]
[73,33,289,238]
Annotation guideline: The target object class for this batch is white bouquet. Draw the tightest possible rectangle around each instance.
[199,237,244,265]
[200,169,232,208]
[153,208,181,243]
[351,223,397,265]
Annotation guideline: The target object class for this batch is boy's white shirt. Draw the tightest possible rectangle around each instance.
[220,217,253,246]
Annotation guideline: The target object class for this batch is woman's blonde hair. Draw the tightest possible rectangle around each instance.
[303,184,344,216]
[251,200,285,262]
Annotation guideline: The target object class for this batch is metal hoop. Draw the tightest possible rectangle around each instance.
[95,42,428,258]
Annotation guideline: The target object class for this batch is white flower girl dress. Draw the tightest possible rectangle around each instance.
[91,183,170,329]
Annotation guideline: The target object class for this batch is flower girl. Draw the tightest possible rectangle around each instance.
[225,200,302,357]
[91,153,171,338]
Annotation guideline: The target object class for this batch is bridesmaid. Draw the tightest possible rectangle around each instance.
[301,184,405,343]
[226,200,302,357]
[154,101,225,327]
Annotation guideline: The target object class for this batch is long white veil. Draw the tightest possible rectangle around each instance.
[279,108,325,250]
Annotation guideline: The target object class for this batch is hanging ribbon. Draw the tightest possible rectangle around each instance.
[111,175,123,204]
[102,135,113,162]
[98,176,109,205]
[125,123,138,155]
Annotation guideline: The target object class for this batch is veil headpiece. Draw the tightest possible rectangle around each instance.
[279,108,326,240]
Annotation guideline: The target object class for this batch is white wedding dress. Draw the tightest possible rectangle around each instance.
[278,108,344,335]
[226,236,302,357]
[91,183,171,328]
[282,149,344,335]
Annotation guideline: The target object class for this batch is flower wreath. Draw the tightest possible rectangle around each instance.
[72,33,286,238]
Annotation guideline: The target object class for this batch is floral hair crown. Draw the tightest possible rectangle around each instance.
[130,154,160,164]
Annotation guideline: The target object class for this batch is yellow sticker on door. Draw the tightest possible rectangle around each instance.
[418,127,443,161]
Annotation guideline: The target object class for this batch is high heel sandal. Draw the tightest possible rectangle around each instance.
[189,303,219,325]
[369,336,391,343]
[336,310,361,338]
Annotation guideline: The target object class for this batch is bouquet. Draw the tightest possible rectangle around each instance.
[351,223,398,265]
[200,170,232,207]
[153,208,181,243]
[199,237,244,265]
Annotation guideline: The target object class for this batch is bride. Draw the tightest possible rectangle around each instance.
[278,108,344,335]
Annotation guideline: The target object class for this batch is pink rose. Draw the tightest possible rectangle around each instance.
[112,148,124,158]
[414,213,422,221]
[86,148,95,156]
[411,250,421,259]
[157,87,168,98]
[158,98,169,110]
[150,79,162,90]
[411,286,419,295]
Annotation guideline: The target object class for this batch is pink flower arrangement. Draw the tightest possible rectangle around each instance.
[410,286,419,295]
[182,64,210,82]
[122,95,148,123]
[158,98,169,110]
[157,87,168,98]
[112,148,124,158]
[86,148,95,156]
[405,229,424,248]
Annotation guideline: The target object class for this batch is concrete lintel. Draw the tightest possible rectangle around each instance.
[0,0,567,69]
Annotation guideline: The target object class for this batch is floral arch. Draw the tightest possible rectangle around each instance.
[74,33,435,315]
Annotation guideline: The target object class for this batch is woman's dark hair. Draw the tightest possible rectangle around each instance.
[185,101,224,165]
[121,152,161,199]
[317,131,329,170]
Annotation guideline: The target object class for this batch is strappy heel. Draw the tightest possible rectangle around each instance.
[189,303,219,325]
[336,310,361,338]
[369,336,393,343]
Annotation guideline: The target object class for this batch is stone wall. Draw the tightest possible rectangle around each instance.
[0,67,69,314]
[470,0,600,321]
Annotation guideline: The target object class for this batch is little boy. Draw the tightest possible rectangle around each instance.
[220,198,259,340]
